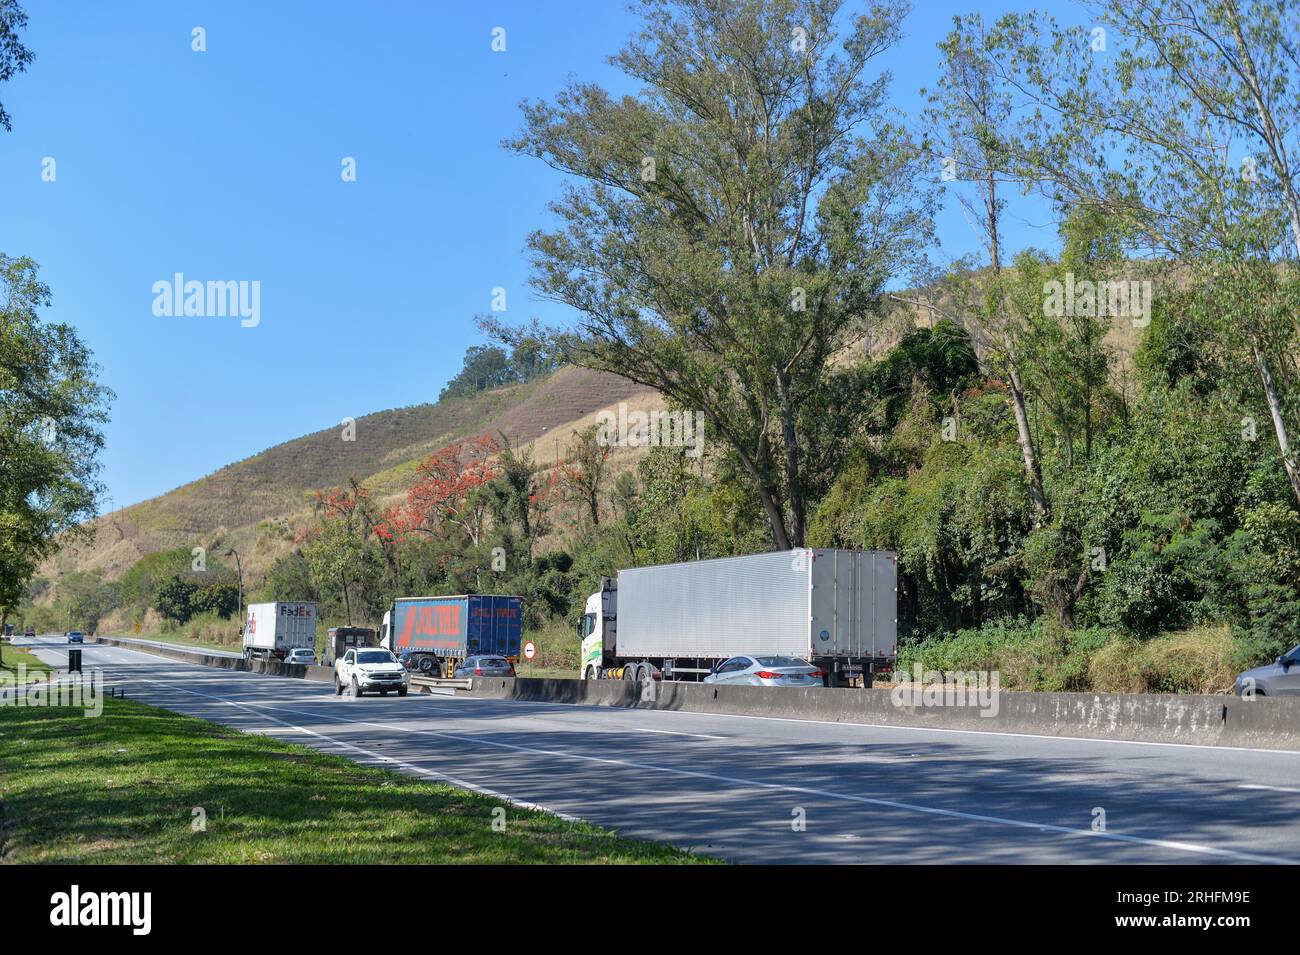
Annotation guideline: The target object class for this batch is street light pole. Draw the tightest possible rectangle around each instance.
[225,548,243,635]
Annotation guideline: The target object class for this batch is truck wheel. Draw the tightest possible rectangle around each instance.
[398,688,408,697]
[622,666,636,681]
[334,675,343,696]
[418,656,436,675]
[352,676,363,698]
[583,666,596,681]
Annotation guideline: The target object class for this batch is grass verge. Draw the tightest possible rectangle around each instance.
[0,696,705,864]
[107,628,234,656]
[0,642,53,682]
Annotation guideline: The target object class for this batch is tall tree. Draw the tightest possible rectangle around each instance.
[560,424,610,525]
[0,255,112,644]
[0,1,33,133]
[500,0,935,549]
[991,0,1300,507]
[921,12,1049,525]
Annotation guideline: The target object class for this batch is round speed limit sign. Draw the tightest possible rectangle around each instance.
[523,641,536,660]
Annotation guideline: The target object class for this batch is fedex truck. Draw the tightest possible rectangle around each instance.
[380,595,523,677]
[242,601,317,661]
[579,549,897,688]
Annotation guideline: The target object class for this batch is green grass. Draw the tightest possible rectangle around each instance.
[512,664,577,680]
[0,642,52,682]
[0,696,706,864]
[899,619,1248,694]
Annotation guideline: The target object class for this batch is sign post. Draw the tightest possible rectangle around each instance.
[523,640,536,676]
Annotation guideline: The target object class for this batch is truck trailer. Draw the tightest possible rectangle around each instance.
[325,626,378,666]
[379,595,523,677]
[579,549,897,688]
[242,601,317,661]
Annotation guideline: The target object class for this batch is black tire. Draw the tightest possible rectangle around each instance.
[583,665,596,681]
[622,665,636,681]
[418,656,436,675]
[352,676,362,698]
[334,675,343,696]
[398,688,408,697]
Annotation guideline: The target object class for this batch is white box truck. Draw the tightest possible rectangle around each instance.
[242,601,317,661]
[579,549,897,687]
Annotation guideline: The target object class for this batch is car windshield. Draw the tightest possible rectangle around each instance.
[754,656,809,668]
[356,650,394,664]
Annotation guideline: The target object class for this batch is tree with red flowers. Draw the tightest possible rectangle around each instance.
[559,424,609,525]
[401,434,501,548]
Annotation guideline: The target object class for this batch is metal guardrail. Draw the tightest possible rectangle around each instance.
[410,675,473,691]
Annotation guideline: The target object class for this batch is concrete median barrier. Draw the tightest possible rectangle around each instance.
[88,636,1298,750]
[467,677,1300,751]
[91,636,334,683]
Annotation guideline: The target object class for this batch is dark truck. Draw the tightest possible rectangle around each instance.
[379,595,523,677]
[325,626,378,666]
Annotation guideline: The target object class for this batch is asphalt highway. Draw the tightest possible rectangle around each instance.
[15,636,1300,864]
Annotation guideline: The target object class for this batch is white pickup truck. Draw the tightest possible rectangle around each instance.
[334,647,409,697]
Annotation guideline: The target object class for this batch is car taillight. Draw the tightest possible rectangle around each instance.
[755,671,780,679]
[474,668,483,676]
[810,670,825,678]
[509,665,516,676]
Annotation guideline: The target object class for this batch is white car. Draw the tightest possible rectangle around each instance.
[335,647,409,697]
[703,655,824,687]
[285,647,317,666]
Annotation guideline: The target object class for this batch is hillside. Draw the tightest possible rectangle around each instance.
[49,366,660,586]
[46,299,1148,596]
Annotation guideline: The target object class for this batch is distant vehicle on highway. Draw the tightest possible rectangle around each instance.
[580,549,897,687]
[23,627,35,637]
[243,601,316,662]
[285,647,316,666]
[3,624,12,637]
[703,655,823,687]
[324,626,377,666]
[66,630,84,644]
[1236,644,1300,696]
[334,647,408,697]
[453,655,515,678]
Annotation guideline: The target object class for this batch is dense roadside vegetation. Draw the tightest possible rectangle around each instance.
[8,0,1300,695]
[0,697,704,863]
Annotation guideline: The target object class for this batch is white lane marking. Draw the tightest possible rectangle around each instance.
[447,692,1300,757]
[133,679,580,822]
[635,727,726,740]
[1240,784,1300,794]
[134,678,1296,865]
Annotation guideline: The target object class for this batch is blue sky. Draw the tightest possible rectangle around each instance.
[2,0,1079,510]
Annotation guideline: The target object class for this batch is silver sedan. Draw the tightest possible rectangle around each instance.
[704,655,824,687]
[1236,644,1300,696]
[453,655,516,678]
